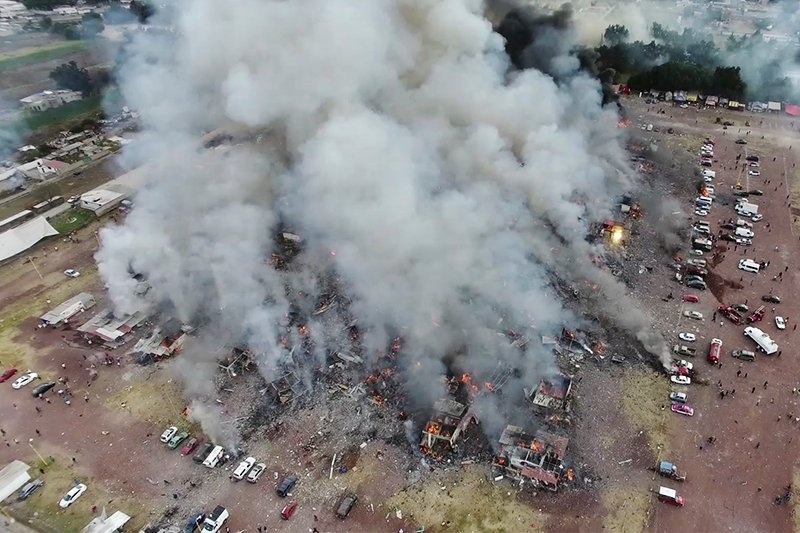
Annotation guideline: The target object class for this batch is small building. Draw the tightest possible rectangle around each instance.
[80,184,131,216]
[77,307,148,345]
[529,373,574,412]
[15,158,69,181]
[420,398,478,456]
[706,96,719,107]
[19,90,81,112]
[130,318,189,363]
[493,425,569,491]
[0,460,31,503]
[40,292,95,327]
[768,101,782,113]
[81,510,130,533]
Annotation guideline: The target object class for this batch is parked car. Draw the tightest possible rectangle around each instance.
[735,139,748,144]
[669,392,687,403]
[59,483,87,508]
[721,222,736,230]
[18,479,43,501]
[63,269,80,278]
[181,437,200,456]
[232,457,256,480]
[683,311,703,320]
[674,360,693,370]
[732,304,749,314]
[748,170,761,176]
[746,155,759,161]
[281,501,298,520]
[736,228,754,238]
[694,209,708,216]
[748,189,764,195]
[0,368,18,383]
[681,294,699,302]
[11,372,38,389]
[732,349,756,361]
[336,493,358,519]
[670,375,691,385]
[184,512,205,533]
[673,345,696,357]
[192,443,214,464]
[31,381,55,398]
[776,316,786,330]
[686,259,706,268]
[277,474,298,497]
[67,195,80,205]
[689,249,704,256]
[160,426,178,443]
[168,431,189,449]
[762,294,781,304]
[684,275,705,284]
[733,191,749,197]
[735,238,752,246]
[247,462,266,483]
[751,214,764,222]
[686,280,707,291]
[686,266,707,276]
[678,333,696,342]
[720,234,737,242]
[748,161,760,167]
[671,403,694,416]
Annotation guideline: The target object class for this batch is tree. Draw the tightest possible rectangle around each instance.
[21,0,76,8]
[627,61,711,93]
[51,22,81,40]
[129,0,154,23]
[49,61,92,96]
[710,66,746,100]
[81,11,104,38]
[603,24,629,45]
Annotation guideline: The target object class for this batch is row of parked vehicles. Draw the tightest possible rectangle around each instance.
[160,425,358,526]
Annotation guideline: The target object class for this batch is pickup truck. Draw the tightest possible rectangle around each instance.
[673,345,696,357]
[201,506,229,533]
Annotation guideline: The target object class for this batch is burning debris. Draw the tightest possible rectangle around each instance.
[493,424,570,492]
[268,371,302,405]
[528,373,573,413]
[420,398,478,458]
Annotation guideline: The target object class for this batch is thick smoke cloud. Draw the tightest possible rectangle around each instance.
[97,0,670,438]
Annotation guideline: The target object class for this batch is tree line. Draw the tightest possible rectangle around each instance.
[596,23,798,102]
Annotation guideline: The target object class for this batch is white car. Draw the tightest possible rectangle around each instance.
[736,228,754,238]
[669,391,687,403]
[748,170,760,176]
[674,359,694,370]
[232,456,255,480]
[678,333,696,342]
[703,176,713,183]
[689,249,704,256]
[159,426,177,443]
[687,259,706,267]
[683,311,703,320]
[735,238,752,246]
[751,214,763,222]
[247,462,266,483]
[67,195,80,204]
[694,209,708,216]
[63,269,80,278]
[776,316,786,330]
[59,483,87,508]
[670,375,691,385]
[11,372,38,389]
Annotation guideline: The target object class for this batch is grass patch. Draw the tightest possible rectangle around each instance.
[617,369,671,456]
[3,451,149,532]
[0,41,85,72]
[602,484,652,532]
[20,94,104,131]
[106,372,189,429]
[49,207,96,234]
[388,466,547,532]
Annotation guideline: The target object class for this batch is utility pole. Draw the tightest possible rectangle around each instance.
[28,439,47,467]
[28,256,43,280]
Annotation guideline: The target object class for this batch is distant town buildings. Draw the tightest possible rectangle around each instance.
[19,90,82,112]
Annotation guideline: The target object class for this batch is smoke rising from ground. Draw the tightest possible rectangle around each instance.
[97,0,669,440]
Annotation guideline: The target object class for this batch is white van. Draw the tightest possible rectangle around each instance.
[738,259,760,273]
[203,445,224,468]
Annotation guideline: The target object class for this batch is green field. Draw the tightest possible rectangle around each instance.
[0,41,86,72]
[49,207,95,234]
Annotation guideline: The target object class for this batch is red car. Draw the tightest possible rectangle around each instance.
[0,368,18,383]
[708,338,722,364]
[281,501,298,520]
[681,295,699,303]
[180,437,200,456]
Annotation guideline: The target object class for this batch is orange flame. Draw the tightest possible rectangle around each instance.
[567,468,574,482]
[426,422,441,435]
[530,441,544,453]
[298,325,309,335]
[485,382,495,392]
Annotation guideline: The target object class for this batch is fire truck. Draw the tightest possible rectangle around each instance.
[747,305,765,323]
[708,338,722,364]
[718,305,742,325]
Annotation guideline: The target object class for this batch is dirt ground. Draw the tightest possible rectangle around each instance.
[622,95,800,532]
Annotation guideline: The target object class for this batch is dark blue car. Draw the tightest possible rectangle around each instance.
[184,513,205,533]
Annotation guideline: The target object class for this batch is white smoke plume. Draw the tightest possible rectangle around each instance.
[96,0,670,439]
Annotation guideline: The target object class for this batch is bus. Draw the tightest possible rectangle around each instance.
[30,196,64,214]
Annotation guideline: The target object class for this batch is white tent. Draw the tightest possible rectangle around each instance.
[0,460,31,503]
[0,216,59,262]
